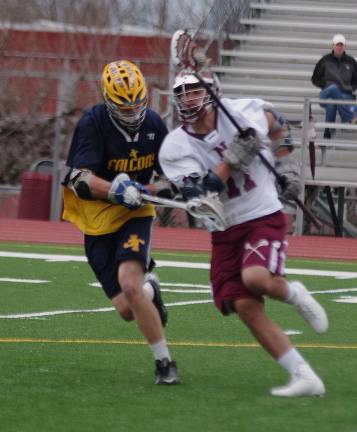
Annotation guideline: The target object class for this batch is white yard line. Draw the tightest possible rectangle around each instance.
[0,278,49,283]
[0,250,356,319]
[0,299,212,319]
[1,250,357,279]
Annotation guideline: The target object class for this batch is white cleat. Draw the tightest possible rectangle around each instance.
[271,363,325,397]
[289,281,328,334]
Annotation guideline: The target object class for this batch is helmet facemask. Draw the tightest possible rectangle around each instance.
[104,95,147,132]
[174,83,213,124]
[102,60,148,132]
[173,69,220,124]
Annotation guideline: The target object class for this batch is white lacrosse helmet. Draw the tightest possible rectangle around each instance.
[173,69,221,124]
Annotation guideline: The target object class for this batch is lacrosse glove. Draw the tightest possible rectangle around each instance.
[275,153,302,201]
[108,173,148,209]
[223,129,263,171]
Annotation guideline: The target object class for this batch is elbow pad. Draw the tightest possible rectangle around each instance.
[67,168,94,200]
[181,170,225,201]
[264,105,293,151]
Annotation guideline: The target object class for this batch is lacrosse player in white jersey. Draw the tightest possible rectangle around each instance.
[159,68,328,397]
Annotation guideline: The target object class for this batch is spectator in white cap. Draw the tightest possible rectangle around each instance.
[311,34,357,138]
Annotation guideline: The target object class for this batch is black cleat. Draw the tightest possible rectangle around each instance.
[145,273,168,327]
[155,358,180,385]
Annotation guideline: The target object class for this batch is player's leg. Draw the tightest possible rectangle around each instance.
[118,260,163,342]
[234,297,291,358]
[233,297,325,397]
[242,268,328,334]
[240,212,328,334]
[210,212,326,396]
[117,261,179,385]
[111,271,167,326]
[319,85,338,138]
[84,220,179,384]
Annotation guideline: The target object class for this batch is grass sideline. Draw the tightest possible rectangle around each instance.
[0,242,356,432]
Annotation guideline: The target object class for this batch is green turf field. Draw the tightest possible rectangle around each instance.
[0,241,356,432]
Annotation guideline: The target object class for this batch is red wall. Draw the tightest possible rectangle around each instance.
[1,28,171,115]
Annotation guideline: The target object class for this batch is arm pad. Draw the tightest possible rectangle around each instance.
[66,168,94,200]
[264,105,293,152]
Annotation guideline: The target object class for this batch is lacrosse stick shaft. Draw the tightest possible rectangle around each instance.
[141,193,187,211]
[193,72,322,230]
[141,193,226,231]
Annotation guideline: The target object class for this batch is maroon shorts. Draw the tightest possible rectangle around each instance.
[210,211,287,315]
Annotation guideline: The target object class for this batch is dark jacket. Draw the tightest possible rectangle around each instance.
[311,51,357,94]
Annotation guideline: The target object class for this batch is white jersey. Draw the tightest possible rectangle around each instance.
[159,98,283,228]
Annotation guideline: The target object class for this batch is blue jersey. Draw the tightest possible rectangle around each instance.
[66,104,166,181]
[63,104,168,235]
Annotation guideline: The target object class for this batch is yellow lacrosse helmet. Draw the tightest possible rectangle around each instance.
[101,60,148,132]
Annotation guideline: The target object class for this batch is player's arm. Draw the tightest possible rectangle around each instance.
[146,176,178,199]
[65,168,146,210]
[264,108,302,200]
[264,106,293,153]
[221,106,292,172]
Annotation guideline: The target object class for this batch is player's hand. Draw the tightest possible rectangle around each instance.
[223,130,263,171]
[275,153,302,201]
[108,173,148,209]
[277,174,301,201]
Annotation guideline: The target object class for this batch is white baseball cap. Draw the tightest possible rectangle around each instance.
[332,34,346,45]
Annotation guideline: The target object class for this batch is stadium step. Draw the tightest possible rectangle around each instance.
[239,18,357,32]
[227,33,357,50]
[250,2,357,15]
[215,0,357,225]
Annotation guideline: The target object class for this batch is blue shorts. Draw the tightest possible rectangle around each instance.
[84,216,155,299]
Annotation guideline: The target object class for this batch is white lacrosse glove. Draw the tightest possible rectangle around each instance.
[108,173,147,209]
[223,131,263,171]
[275,153,302,201]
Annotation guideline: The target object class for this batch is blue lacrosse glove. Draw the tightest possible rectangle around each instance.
[108,173,148,210]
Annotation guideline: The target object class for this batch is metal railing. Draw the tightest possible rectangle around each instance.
[295,97,357,236]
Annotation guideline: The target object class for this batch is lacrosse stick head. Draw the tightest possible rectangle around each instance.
[186,193,226,231]
[170,29,210,70]
[173,68,221,124]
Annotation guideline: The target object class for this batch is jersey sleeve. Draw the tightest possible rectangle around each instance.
[159,129,205,186]
[66,109,104,172]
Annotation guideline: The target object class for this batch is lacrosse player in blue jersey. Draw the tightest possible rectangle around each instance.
[62,60,179,385]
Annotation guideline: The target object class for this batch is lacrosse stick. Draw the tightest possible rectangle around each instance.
[141,193,226,231]
[170,30,207,70]
[192,72,322,230]
[170,0,239,70]
[308,104,317,179]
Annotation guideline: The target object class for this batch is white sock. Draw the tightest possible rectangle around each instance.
[143,281,154,300]
[285,281,298,304]
[149,339,171,361]
[277,348,308,374]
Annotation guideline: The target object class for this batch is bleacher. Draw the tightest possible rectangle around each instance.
[212,0,357,235]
